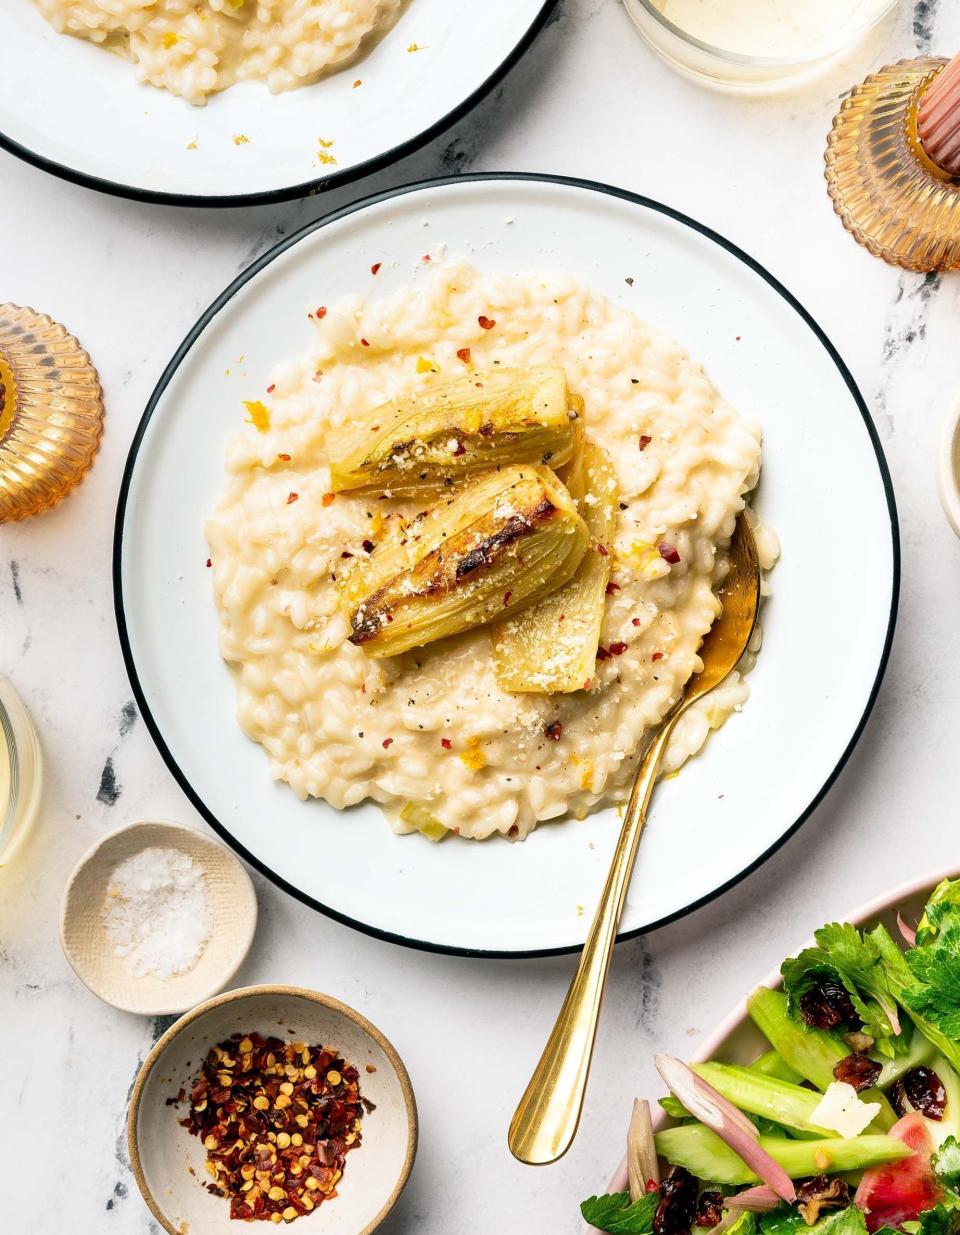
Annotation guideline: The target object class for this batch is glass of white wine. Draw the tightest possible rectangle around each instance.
[0,678,42,867]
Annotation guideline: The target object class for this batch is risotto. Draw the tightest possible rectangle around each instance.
[32,0,403,105]
[206,260,777,841]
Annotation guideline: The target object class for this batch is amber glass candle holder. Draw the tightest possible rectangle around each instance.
[0,304,104,521]
[826,56,960,272]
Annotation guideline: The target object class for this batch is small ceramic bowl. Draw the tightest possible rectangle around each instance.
[938,397,960,539]
[60,819,257,1015]
[128,985,418,1235]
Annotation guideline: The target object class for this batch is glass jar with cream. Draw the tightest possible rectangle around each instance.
[623,0,898,92]
[0,678,42,867]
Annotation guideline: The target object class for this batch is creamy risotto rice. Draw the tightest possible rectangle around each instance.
[33,0,403,105]
[206,260,777,841]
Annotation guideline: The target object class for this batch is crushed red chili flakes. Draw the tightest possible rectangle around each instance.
[658,542,680,564]
[360,337,370,347]
[608,641,628,656]
[370,262,381,275]
[638,435,652,451]
[382,738,393,749]
[177,1032,367,1224]
[456,347,471,363]
[322,493,336,508]
[652,651,664,661]
[544,720,563,741]
[478,315,496,330]
[596,544,609,557]
[421,254,431,263]
[631,617,642,627]
[605,581,620,595]
[278,453,291,462]
[440,738,452,750]
[287,492,299,505]
[315,307,327,319]
[266,384,276,394]
[503,590,512,606]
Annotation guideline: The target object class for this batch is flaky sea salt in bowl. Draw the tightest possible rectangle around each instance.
[60,820,257,1015]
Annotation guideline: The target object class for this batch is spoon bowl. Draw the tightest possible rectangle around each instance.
[508,512,762,1166]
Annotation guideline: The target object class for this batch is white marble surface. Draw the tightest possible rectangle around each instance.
[3,1,960,1231]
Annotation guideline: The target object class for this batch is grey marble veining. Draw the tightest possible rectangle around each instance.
[3,0,960,1231]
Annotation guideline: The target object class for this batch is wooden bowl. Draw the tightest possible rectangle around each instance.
[128,985,417,1235]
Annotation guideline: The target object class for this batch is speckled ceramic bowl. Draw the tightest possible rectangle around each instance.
[60,820,257,1015]
[128,985,417,1235]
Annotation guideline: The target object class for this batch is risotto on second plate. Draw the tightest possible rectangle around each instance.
[206,259,777,841]
[32,0,404,105]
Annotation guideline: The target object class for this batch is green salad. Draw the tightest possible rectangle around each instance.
[581,878,960,1235]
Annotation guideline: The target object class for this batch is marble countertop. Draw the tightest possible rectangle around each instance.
[4,1,960,1230]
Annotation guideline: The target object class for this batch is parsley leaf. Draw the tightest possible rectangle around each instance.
[871,924,960,1075]
[580,1191,658,1233]
[936,1137,960,1191]
[781,923,903,1057]
[918,1204,960,1235]
[904,923,960,1042]
[917,881,960,947]
[760,1204,867,1235]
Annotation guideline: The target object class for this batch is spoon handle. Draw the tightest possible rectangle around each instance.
[508,714,679,1165]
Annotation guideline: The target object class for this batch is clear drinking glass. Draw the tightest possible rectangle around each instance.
[0,678,43,868]
[622,0,899,93]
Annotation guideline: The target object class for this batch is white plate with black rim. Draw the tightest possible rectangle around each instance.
[0,2,555,205]
[114,173,899,957]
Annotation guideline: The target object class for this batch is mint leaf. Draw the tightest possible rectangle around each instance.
[580,1191,658,1233]
[936,1137,960,1190]
[781,923,903,1054]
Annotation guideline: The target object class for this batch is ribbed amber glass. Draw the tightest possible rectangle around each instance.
[0,305,104,521]
[825,57,960,273]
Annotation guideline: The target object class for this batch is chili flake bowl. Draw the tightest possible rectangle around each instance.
[60,819,257,1016]
[128,985,418,1235]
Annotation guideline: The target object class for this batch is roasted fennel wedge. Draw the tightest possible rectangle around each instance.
[328,366,578,495]
[344,465,588,658]
[492,443,617,693]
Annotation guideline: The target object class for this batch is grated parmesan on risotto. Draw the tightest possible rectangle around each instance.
[206,260,778,841]
[32,0,404,105]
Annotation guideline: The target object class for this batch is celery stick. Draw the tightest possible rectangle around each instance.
[692,1062,836,1137]
[747,987,896,1131]
[876,1029,936,1089]
[749,1050,803,1086]
[653,1124,911,1185]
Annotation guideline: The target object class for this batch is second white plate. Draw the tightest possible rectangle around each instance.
[114,174,898,956]
[0,1,555,204]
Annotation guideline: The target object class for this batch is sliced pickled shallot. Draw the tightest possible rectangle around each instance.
[628,1099,660,1201]
[655,1055,797,1202]
[898,910,917,946]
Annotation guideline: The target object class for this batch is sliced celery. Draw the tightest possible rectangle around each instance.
[749,1050,803,1086]
[653,1124,911,1186]
[691,1062,837,1137]
[747,988,896,1132]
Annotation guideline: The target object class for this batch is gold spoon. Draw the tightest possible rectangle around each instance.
[508,512,761,1166]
